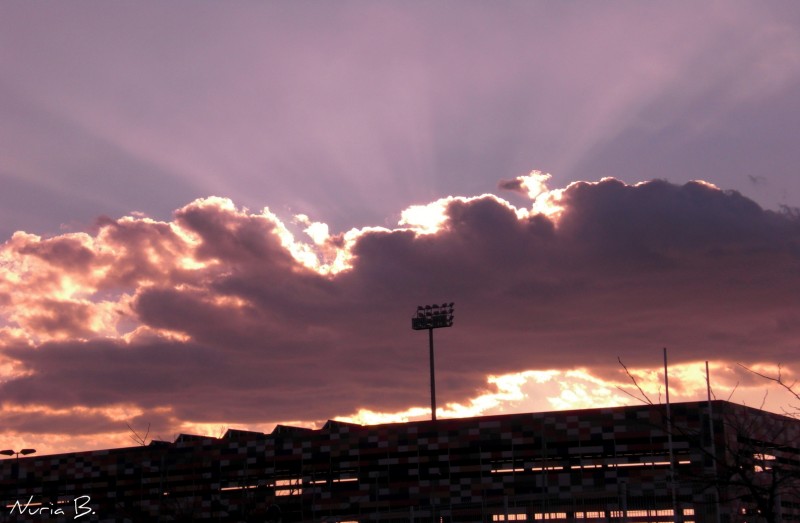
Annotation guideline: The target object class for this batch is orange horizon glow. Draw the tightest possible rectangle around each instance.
[2,360,795,457]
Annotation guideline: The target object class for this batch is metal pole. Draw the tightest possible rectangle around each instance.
[706,361,721,523]
[412,303,453,422]
[664,348,679,523]
[429,327,437,421]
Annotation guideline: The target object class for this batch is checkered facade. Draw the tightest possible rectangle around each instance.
[1,401,798,522]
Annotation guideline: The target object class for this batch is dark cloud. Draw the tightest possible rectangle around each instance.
[498,178,526,194]
[24,299,97,339]
[2,178,800,434]
[18,235,96,270]
[96,215,192,289]
[1,410,120,437]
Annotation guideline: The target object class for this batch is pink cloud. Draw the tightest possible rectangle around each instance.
[1,177,799,451]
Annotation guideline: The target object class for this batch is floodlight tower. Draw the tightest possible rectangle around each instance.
[411,302,454,421]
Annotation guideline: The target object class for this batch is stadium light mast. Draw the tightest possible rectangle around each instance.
[411,302,454,421]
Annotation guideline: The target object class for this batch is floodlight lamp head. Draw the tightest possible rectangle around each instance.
[20,449,36,456]
[411,302,455,330]
[0,450,14,456]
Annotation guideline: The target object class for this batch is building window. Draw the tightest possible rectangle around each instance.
[492,513,527,521]
[534,512,567,519]
[275,477,302,496]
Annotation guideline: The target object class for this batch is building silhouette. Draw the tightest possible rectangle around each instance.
[1,400,798,522]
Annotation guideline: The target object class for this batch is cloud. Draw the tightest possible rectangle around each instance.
[498,178,525,194]
[2,2,800,244]
[2,177,800,450]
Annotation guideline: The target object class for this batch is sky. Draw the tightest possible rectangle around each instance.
[1,2,800,455]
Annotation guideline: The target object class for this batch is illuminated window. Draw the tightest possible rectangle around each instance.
[491,461,525,473]
[275,477,302,496]
[220,484,259,491]
[492,514,527,521]
[754,453,776,472]
[534,512,567,519]
[334,469,359,483]
[531,466,564,471]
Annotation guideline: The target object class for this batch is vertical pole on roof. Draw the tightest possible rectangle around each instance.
[706,361,721,523]
[429,327,437,421]
[664,347,679,523]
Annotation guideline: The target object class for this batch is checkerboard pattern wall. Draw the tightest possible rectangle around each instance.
[1,401,798,522]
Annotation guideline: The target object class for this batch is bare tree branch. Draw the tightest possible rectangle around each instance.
[126,422,151,446]
[726,381,739,402]
[617,356,654,405]
[739,363,800,402]
[615,384,651,404]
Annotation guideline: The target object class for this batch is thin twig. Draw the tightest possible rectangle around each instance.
[126,422,151,446]
[726,381,739,402]
[739,363,800,401]
[615,385,650,405]
[617,356,654,405]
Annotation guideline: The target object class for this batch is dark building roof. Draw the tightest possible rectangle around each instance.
[1,401,798,522]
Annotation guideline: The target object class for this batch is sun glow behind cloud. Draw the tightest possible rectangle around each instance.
[399,193,533,235]
[1,358,793,457]
[334,360,797,428]
[519,171,568,220]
